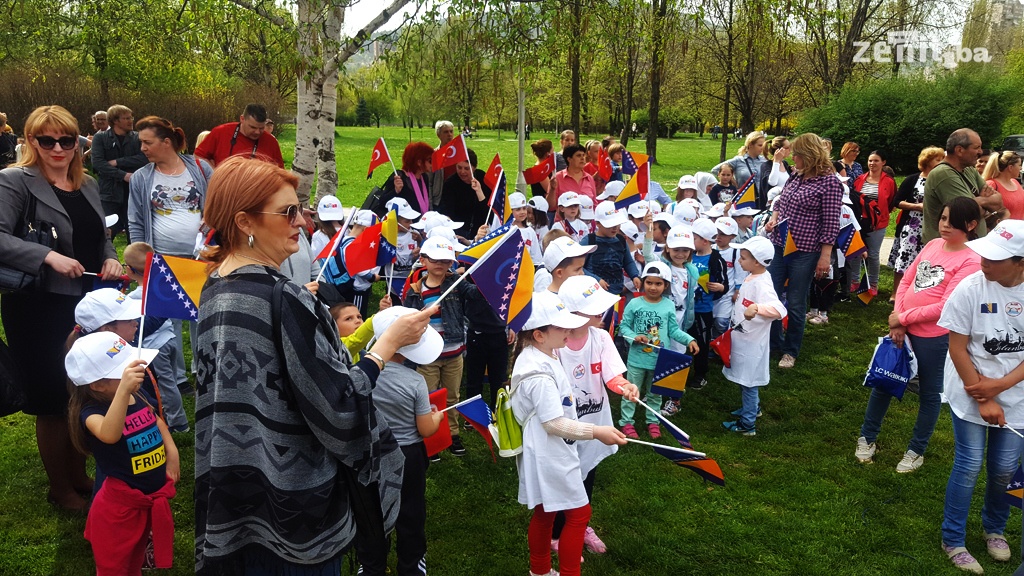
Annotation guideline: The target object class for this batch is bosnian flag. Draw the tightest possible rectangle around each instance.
[141,254,208,321]
[621,150,649,176]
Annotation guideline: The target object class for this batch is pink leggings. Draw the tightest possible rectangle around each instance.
[528,503,592,576]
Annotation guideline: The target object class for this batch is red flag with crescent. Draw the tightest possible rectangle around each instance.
[597,146,614,181]
[523,154,555,185]
[483,153,503,191]
[432,134,469,172]
[367,137,392,179]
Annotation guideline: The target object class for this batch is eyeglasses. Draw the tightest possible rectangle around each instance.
[35,135,78,151]
[425,256,454,266]
[254,204,302,225]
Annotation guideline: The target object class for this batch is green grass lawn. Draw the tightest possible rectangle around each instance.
[1,130,1019,575]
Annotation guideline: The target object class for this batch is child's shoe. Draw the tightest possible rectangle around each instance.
[942,544,984,574]
[621,424,639,439]
[722,420,756,436]
[809,312,828,325]
[661,399,680,416]
[583,526,607,554]
[648,424,661,439]
[855,436,876,463]
[985,533,1011,562]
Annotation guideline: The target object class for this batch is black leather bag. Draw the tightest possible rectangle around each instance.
[0,193,58,293]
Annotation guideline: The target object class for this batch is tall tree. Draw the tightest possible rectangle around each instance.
[646,0,669,162]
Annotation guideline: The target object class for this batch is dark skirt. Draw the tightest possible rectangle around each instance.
[1,290,82,415]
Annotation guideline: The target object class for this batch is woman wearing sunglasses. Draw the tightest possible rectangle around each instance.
[0,105,122,512]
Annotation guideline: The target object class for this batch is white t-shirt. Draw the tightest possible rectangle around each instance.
[551,219,586,243]
[534,268,553,292]
[511,346,588,511]
[150,169,202,256]
[938,271,1024,427]
[723,271,786,387]
[714,246,747,320]
[558,327,625,476]
[310,230,331,257]
[518,224,543,264]
[667,262,691,352]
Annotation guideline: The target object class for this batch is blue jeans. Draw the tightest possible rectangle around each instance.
[941,413,1024,547]
[768,247,818,357]
[860,333,948,455]
[738,386,760,429]
[846,228,887,287]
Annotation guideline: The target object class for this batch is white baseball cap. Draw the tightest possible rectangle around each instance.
[731,206,759,217]
[543,236,596,272]
[522,290,588,331]
[666,225,695,250]
[385,197,421,220]
[691,218,718,241]
[528,196,549,213]
[677,175,699,190]
[673,203,698,225]
[648,200,663,214]
[420,236,458,261]
[427,226,468,251]
[65,332,158,387]
[579,196,595,220]
[509,192,529,210]
[372,306,443,365]
[767,186,784,204]
[412,212,463,234]
[653,213,677,226]
[599,181,626,201]
[730,235,775,267]
[620,221,642,244]
[682,198,703,215]
[641,261,673,282]
[627,202,650,219]
[594,201,629,228]
[716,217,739,236]
[558,192,582,208]
[76,288,142,333]
[968,220,1024,261]
[353,210,379,227]
[558,275,620,316]
[317,195,345,221]
[104,214,119,228]
[705,203,727,218]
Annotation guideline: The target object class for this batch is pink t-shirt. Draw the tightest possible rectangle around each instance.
[554,169,597,206]
[988,178,1024,220]
[895,238,981,337]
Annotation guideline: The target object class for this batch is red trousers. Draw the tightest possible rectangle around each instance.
[85,476,176,575]
[528,503,591,576]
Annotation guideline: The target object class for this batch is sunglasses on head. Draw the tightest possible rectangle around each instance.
[35,135,78,151]
[254,204,303,225]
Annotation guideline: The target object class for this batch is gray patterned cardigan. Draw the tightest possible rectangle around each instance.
[194,265,404,572]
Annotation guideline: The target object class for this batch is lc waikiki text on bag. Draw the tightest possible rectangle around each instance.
[863,336,917,401]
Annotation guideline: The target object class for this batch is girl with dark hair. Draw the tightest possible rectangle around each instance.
[856,197,982,474]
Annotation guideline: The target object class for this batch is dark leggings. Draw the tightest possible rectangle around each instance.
[687,312,714,381]
[809,277,837,314]
[552,467,597,539]
[465,330,509,409]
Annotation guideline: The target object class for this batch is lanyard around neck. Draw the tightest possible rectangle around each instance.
[230,123,259,159]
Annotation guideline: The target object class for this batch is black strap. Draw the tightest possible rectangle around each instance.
[939,161,981,196]
[229,123,259,159]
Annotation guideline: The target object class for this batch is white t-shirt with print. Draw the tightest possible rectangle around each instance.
[723,272,786,387]
[511,346,588,511]
[558,327,625,476]
[551,219,587,243]
[150,169,202,256]
[939,271,1024,427]
[713,245,747,320]
[519,224,544,265]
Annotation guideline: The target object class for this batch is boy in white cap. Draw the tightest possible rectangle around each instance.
[313,195,346,255]
[535,234,596,294]
[618,262,699,439]
[319,209,380,310]
[356,307,446,576]
[688,218,729,390]
[712,217,745,338]
[722,236,786,436]
[403,237,487,459]
[581,201,642,298]
[384,197,422,299]
[731,206,758,242]
[578,195,596,232]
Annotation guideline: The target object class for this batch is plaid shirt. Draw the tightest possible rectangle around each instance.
[771,173,844,252]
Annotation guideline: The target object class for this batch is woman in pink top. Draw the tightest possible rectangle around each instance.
[856,197,982,473]
[982,150,1023,220]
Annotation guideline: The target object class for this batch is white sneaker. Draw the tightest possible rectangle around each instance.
[896,450,924,473]
[856,436,876,463]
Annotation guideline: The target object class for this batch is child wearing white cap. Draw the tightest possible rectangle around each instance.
[551,192,586,243]
[528,196,551,241]
[552,277,640,556]
[384,197,423,299]
[510,192,544,264]
[65,332,178,574]
[319,210,381,316]
[581,201,642,297]
[722,236,786,436]
[578,195,596,233]
[712,217,746,338]
[312,196,346,256]
[536,234,596,295]
[618,262,699,438]
[731,206,758,242]
[657,226,698,417]
[688,218,730,390]
[509,292,626,576]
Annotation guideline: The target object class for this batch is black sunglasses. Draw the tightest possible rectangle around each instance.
[35,135,78,151]
[254,204,302,225]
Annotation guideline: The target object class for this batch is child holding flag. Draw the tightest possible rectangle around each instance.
[619,262,699,438]
[659,226,698,417]
[712,217,744,338]
[688,219,729,390]
[510,192,544,264]
[384,197,422,299]
[721,236,786,436]
[356,307,446,576]
[551,192,586,243]
[553,276,640,556]
[510,293,626,576]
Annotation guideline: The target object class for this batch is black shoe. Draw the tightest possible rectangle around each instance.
[690,378,707,390]
[429,453,441,463]
[462,421,474,432]
[449,435,467,456]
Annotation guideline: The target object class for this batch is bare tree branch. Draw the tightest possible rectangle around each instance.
[325,0,414,78]
[228,0,293,31]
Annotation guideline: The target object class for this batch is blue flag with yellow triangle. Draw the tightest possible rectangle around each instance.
[377,209,399,267]
[141,253,208,321]
[734,174,757,210]
[651,347,692,398]
[458,227,534,332]
[1006,464,1024,509]
[776,219,799,259]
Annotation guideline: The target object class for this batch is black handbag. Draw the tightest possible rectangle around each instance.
[0,193,58,293]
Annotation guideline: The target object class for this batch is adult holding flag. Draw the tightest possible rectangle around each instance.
[429,120,457,207]
[763,133,843,369]
[554,143,597,207]
[439,148,491,239]
[194,156,438,574]
[378,142,435,216]
[527,139,556,202]
[0,105,122,512]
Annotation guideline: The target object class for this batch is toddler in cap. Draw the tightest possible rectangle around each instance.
[552,192,586,243]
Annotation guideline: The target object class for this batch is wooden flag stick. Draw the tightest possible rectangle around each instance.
[439,394,483,414]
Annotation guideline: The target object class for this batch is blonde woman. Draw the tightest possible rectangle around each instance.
[982,150,1024,220]
[712,131,766,194]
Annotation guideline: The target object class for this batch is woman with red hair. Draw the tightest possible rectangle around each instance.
[378,142,435,215]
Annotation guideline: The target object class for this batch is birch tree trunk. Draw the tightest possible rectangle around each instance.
[313,5,343,207]
[293,0,321,206]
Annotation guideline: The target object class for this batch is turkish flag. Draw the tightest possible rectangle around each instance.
[367,137,392,179]
[523,154,555,185]
[343,221,384,276]
[424,389,453,457]
[315,229,344,261]
[432,134,469,172]
[597,147,614,181]
[483,153,503,191]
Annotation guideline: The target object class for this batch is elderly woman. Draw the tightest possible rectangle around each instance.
[0,105,121,511]
[888,146,946,294]
[847,150,897,297]
[711,131,766,195]
[840,142,864,181]
[765,133,843,369]
[382,141,435,216]
[194,157,435,574]
[936,219,1024,574]
[982,150,1024,221]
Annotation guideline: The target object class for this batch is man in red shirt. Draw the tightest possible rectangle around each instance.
[195,104,284,168]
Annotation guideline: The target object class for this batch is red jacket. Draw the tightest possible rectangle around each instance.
[85,476,176,574]
[852,172,897,231]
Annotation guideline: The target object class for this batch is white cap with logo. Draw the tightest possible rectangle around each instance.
[522,290,588,330]
[641,261,673,282]
[968,220,1024,261]
[427,227,468,252]
[385,197,421,220]
[599,181,626,201]
[65,332,158,387]
[558,275,620,316]
[677,175,699,190]
[729,235,775,267]
[666,226,695,250]
[420,237,458,261]
[317,195,345,221]
[353,210,379,227]
[558,192,583,208]
[508,192,529,210]
[691,218,718,241]
[76,288,143,333]
[715,217,739,236]
[543,236,597,272]
[595,201,629,228]
[373,306,443,365]
[579,196,595,220]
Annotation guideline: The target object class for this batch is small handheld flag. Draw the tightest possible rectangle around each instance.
[458,227,534,332]
[487,171,512,226]
[343,220,385,276]
[854,262,873,305]
[455,395,496,461]
[836,224,867,259]
[597,146,614,181]
[734,174,757,210]
[315,229,345,261]
[614,162,648,209]
[637,398,693,449]
[523,155,555,185]
[483,154,503,192]
[367,137,394,179]
[1006,464,1024,509]
[624,437,724,486]
[425,389,453,457]
[432,135,469,172]
[378,210,399,267]
[776,219,799,259]
[141,253,208,321]
[651,347,692,398]
[621,150,649,176]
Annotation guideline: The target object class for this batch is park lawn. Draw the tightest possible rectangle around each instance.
[1,132,1019,575]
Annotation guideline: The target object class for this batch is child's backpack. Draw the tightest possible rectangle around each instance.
[492,386,524,457]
